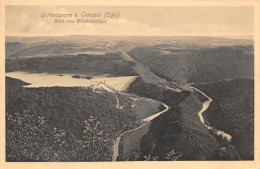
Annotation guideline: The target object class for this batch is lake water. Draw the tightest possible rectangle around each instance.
[6,71,137,91]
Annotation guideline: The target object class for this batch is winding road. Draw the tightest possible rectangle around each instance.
[112,99,170,161]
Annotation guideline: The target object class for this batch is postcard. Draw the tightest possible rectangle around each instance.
[0,0,259,169]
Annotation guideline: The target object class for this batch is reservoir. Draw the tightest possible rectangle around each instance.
[6,70,136,91]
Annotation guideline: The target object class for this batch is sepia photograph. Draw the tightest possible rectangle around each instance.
[0,1,259,169]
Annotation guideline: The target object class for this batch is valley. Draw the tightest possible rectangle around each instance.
[5,36,254,161]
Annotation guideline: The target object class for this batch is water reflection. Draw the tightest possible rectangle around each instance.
[6,71,136,91]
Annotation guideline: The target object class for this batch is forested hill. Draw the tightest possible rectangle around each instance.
[6,77,139,161]
[128,45,253,84]
[6,53,137,76]
[192,78,254,160]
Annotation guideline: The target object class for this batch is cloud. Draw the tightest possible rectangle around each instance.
[20,13,33,33]
[40,6,70,14]
[35,21,54,32]
[104,18,162,35]
[6,13,33,35]
[6,6,253,36]
[62,18,162,36]
[63,18,250,36]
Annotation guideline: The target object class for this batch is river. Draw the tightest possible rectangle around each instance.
[112,84,233,161]
[188,85,232,141]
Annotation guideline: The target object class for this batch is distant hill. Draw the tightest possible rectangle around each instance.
[5,42,28,57]
[5,36,253,59]
[6,36,253,84]
[5,36,112,58]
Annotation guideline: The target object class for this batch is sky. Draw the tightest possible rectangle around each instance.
[5,6,254,37]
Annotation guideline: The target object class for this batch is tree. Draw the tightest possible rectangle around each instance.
[6,110,57,161]
[6,111,111,162]
[80,115,111,161]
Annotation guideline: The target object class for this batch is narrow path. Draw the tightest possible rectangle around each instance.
[112,100,170,161]
[112,121,150,161]
[142,103,169,122]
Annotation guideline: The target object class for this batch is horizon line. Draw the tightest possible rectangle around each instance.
[5,34,254,39]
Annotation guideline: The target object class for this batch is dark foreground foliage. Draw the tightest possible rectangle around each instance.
[7,110,111,161]
[6,77,137,161]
